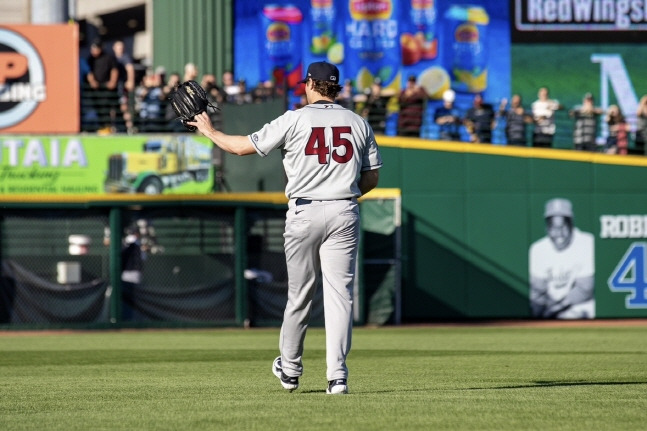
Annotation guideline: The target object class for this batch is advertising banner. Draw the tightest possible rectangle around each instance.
[0,135,213,195]
[235,0,510,103]
[512,0,647,42]
[0,24,79,134]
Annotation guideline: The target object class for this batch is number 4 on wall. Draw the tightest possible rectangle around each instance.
[608,242,647,308]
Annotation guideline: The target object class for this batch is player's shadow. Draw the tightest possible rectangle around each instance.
[291,381,647,394]
[466,380,647,390]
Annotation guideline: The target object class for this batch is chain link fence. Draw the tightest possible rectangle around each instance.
[0,204,310,329]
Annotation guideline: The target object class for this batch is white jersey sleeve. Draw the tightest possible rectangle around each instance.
[248,103,383,200]
[529,228,595,282]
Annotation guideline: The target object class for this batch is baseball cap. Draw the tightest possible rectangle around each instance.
[442,89,456,103]
[544,198,573,218]
[300,61,339,84]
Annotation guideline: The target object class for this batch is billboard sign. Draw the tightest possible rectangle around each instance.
[0,135,214,195]
[0,25,79,133]
[512,0,647,42]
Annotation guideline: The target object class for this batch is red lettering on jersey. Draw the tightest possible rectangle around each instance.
[331,126,353,163]
[305,127,329,164]
[305,126,354,164]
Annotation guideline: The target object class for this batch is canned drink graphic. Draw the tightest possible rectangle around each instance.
[310,0,336,56]
[344,0,401,94]
[260,4,303,87]
[408,0,437,61]
[444,5,489,93]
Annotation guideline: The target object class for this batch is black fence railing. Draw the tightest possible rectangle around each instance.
[81,84,188,134]
[79,83,647,156]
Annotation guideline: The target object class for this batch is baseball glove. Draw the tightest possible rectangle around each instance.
[169,80,218,131]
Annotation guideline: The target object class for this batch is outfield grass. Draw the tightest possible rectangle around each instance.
[0,323,645,431]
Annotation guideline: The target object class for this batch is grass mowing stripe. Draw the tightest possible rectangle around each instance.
[0,326,645,431]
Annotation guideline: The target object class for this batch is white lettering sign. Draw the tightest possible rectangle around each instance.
[1,138,87,167]
[600,215,647,238]
[517,0,647,30]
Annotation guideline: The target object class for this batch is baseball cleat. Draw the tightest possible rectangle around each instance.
[326,379,348,395]
[272,356,299,392]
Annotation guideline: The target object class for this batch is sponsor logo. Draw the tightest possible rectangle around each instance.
[516,0,647,31]
[0,28,46,128]
[312,0,333,7]
[349,0,393,21]
[267,22,290,42]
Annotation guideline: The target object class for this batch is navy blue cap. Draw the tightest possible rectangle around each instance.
[300,61,339,84]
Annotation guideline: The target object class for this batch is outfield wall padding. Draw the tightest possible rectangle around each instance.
[376,137,647,320]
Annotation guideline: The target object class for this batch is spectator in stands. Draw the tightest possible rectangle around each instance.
[183,62,199,82]
[79,56,90,83]
[464,93,496,143]
[531,86,563,148]
[120,223,143,321]
[232,79,253,105]
[336,79,355,111]
[252,80,276,103]
[200,74,222,102]
[162,72,186,132]
[434,89,462,141]
[498,94,533,146]
[201,73,225,131]
[162,71,181,97]
[86,38,119,132]
[294,94,308,110]
[605,105,628,155]
[397,75,426,137]
[79,56,98,131]
[112,40,136,134]
[136,70,165,132]
[361,78,392,135]
[87,39,119,91]
[569,92,603,152]
[221,70,240,102]
[635,95,647,154]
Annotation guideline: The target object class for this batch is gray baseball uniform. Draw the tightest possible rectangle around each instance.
[250,101,382,383]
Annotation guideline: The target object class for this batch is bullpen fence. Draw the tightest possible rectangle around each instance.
[0,192,401,330]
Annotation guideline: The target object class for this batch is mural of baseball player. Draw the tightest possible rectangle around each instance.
[529,198,595,319]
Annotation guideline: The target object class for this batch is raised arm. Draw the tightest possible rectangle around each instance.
[188,112,256,156]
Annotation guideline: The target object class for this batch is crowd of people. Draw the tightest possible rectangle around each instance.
[80,39,281,134]
[80,40,647,155]
[358,77,647,155]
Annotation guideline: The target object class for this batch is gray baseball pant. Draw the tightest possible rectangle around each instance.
[279,198,359,381]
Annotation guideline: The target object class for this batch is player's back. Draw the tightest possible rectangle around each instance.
[280,102,379,200]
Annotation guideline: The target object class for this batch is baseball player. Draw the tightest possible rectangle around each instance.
[529,198,595,319]
[188,61,383,394]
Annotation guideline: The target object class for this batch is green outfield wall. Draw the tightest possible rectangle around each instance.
[2,130,647,323]
[376,137,647,320]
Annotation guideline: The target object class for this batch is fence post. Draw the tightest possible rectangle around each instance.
[234,207,248,327]
[109,207,122,326]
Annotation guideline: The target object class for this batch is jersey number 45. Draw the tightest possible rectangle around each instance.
[305,126,354,165]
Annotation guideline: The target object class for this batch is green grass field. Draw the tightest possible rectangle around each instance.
[1,323,645,430]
